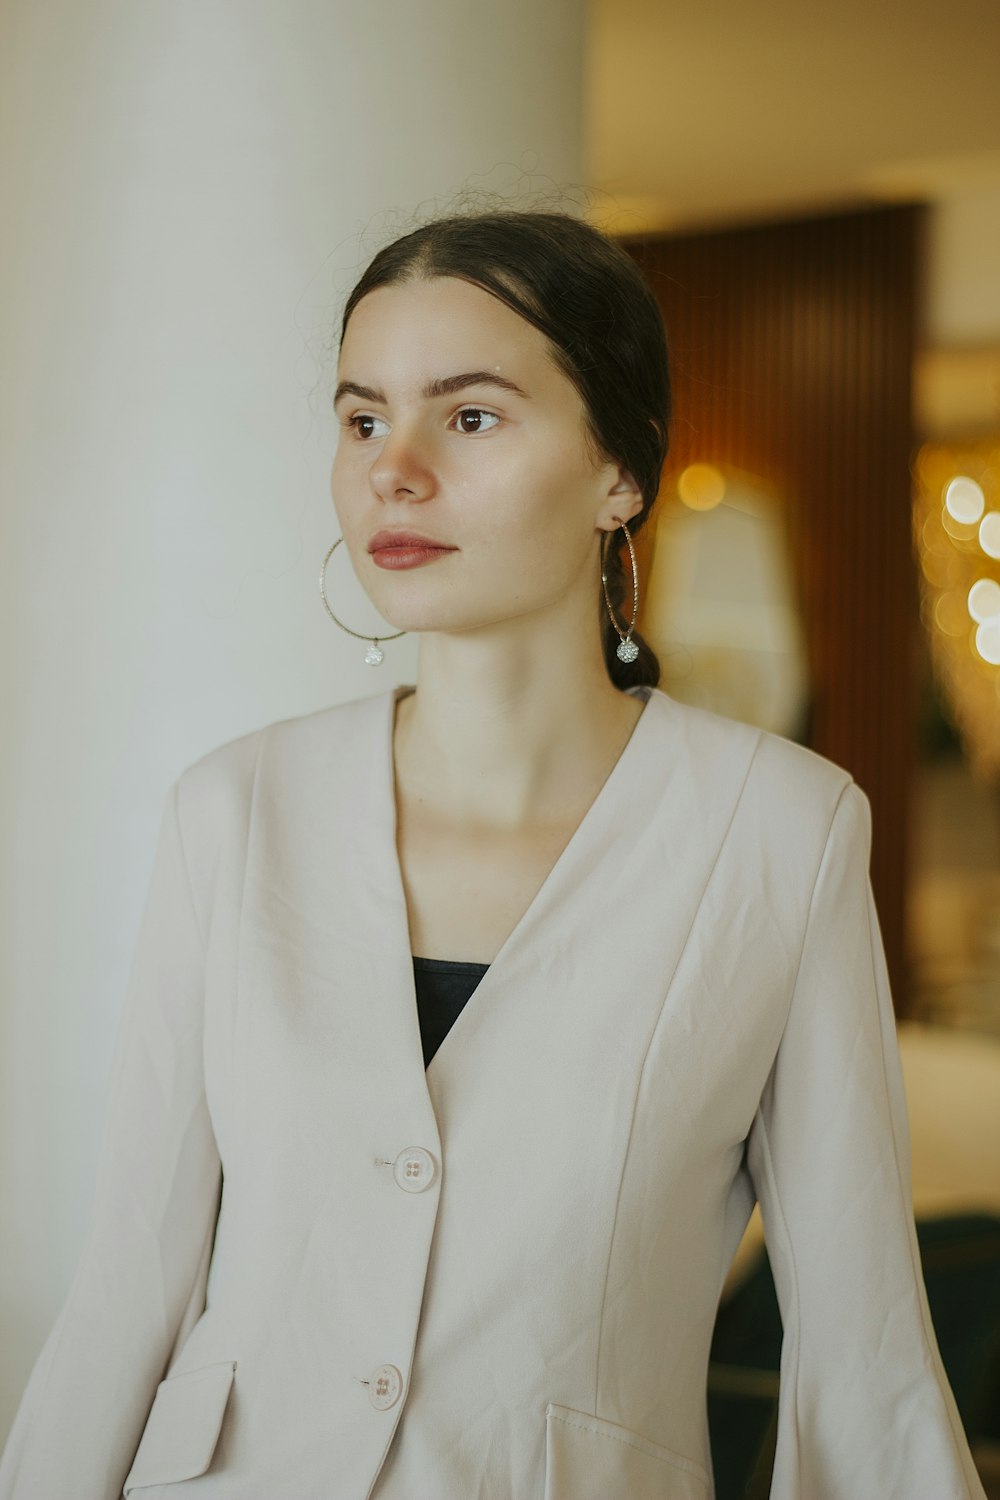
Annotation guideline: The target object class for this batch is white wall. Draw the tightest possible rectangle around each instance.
[925,185,1000,347]
[0,0,584,1435]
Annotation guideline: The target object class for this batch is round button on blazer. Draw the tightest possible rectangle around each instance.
[0,684,988,1499]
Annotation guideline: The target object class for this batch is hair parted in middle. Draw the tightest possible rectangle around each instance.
[337,206,671,690]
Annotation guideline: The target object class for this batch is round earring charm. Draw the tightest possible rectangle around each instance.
[616,637,639,663]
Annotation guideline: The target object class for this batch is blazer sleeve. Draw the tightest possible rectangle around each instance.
[0,778,223,1500]
[745,780,988,1500]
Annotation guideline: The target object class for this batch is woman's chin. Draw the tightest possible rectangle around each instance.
[366,609,493,639]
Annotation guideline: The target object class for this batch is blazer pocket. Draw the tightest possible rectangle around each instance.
[123,1359,237,1494]
[544,1402,710,1500]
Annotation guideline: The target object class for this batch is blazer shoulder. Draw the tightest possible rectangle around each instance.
[751,720,855,803]
[655,690,860,840]
[172,689,385,830]
[751,726,870,873]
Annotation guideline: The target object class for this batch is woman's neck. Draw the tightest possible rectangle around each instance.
[391,666,646,833]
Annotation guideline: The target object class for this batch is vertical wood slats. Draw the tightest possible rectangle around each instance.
[623,205,921,1014]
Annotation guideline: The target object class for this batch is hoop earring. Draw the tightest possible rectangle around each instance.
[319,538,407,666]
[601,516,640,663]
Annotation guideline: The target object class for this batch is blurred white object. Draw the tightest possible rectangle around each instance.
[647,471,810,738]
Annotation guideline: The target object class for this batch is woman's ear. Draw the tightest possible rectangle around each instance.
[610,465,639,496]
[603,465,643,527]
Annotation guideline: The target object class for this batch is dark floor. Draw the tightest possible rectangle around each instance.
[974,1442,1000,1499]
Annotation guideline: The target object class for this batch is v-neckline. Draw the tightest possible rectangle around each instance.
[381,682,659,1078]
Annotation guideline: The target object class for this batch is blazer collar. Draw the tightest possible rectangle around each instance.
[244,681,759,1137]
[371,680,657,1075]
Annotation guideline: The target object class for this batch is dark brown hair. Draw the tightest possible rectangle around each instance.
[338,209,671,689]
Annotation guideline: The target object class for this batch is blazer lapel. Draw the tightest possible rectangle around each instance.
[374,683,766,1415]
[240,682,763,1153]
[415,685,765,1119]
[238,685,440,1150]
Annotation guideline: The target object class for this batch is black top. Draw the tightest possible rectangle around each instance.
[412,956,490,1068]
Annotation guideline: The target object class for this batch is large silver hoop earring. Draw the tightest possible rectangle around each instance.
[319,538,407,666]
[601,516,640,663]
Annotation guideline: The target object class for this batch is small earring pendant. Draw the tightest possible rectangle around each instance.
[364,642,385,666]
[602,518,642,667]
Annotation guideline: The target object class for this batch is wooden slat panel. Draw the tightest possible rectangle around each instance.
[623,205,921,1014]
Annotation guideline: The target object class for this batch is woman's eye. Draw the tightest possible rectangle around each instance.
[342,408,499,440]
[454,408,500,434]
[345,413,389,441]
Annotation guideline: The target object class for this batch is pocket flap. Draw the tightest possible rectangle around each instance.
[123,1359,236,1494]
[544,1402,710,1499]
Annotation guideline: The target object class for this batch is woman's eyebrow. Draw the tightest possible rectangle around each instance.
[333,370,531,407]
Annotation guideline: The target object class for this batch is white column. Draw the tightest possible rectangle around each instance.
[0,0,584,1433]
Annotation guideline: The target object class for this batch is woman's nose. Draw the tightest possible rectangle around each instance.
[368,425,436,502]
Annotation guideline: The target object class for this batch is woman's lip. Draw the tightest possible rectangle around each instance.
[371,545,456,570]
[368,533,455,551]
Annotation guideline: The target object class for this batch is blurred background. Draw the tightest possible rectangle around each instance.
[1,0,998,1489]
[592,9,1000,1490]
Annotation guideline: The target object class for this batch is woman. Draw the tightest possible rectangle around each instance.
[0,209,988,1499]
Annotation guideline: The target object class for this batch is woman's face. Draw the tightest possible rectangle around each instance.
[329,275,640,641]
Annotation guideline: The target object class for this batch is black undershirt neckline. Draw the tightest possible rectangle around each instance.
[412,955,490,1068]
[412,955,490,973]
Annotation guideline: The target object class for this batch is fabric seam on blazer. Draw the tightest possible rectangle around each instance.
[594,725,764,1417]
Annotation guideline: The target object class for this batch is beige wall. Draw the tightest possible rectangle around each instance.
[926,186,1000,347]
[0,0,585,1436]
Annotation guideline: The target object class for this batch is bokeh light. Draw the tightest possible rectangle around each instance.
[968,578,1000,623]
[944,475,986,525]
[677,463,726,511]
[980,511,1000,559]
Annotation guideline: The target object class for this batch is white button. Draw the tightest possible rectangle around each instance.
[392,1146,437,1193]
[369,1363,403,1410]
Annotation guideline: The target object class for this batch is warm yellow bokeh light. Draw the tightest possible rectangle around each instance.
[968,578,1000,623]
[975,619,1000,665]
[980,511,1000,559]
[678,463,726,511]
[944,475,986,525]
[935,591,972,637]
[921,548,958,588]
[921,514,951,555]
[942,508,980,543]
[913,437,1000,782]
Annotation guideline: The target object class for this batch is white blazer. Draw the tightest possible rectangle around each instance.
[0,683,988,1500]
